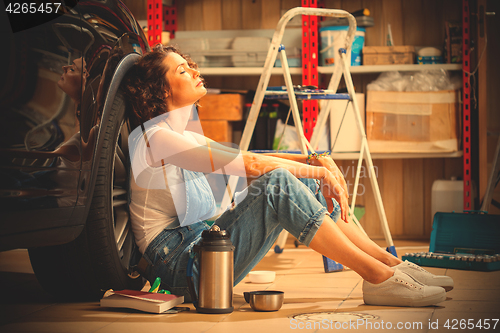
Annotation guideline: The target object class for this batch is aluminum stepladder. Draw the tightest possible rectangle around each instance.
[480,134,500,212]
[219,8,396,269]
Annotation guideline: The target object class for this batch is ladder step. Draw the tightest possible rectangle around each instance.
[265,90,351,100]
[250,150,332,154]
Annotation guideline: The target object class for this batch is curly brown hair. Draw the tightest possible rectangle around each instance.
[121,44,200,129]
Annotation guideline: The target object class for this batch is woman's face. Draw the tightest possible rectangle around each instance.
[163,52,206,110]
[58,57,88,102]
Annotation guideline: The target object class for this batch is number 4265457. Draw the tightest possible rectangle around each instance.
[5,2,62,14]
[444,318,498,330]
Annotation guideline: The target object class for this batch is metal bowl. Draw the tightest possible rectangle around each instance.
[244,291,284,312]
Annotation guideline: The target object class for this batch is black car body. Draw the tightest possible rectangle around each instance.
[0,0,149,299]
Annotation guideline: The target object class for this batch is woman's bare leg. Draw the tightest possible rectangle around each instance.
[299,178,402,268]
[309,215,395,284]
[334,216,402,267]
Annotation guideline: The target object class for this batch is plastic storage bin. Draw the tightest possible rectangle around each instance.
[431,179,463,219]
[417,55,444,64]
[328,93,365,153]
[172,36,270,67]
[319,26,365,66]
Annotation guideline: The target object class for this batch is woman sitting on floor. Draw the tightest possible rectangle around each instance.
[121,44,453,307]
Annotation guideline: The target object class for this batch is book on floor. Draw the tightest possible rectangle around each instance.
[100,289,184,313]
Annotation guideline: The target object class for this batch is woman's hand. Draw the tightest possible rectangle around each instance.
[310,156,349,200]
[320,169,349,223]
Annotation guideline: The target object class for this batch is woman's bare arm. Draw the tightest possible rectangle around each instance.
[146,128,348,220]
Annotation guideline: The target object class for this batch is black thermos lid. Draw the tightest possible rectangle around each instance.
[196,225,235,252]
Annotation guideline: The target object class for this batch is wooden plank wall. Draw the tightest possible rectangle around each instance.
[486,0,500,215]
[173,0,462,44]
[125,0,466,240]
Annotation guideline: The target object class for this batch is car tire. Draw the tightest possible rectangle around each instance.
[28,91,144,301]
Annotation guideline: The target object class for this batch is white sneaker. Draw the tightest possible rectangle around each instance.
[394,260,454,291]
[363,269,446,307]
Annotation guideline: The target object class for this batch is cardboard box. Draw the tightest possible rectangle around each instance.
[362,46,415,65]
[198,94,244,121]
[366,90,459,153]
[200,120,233,143]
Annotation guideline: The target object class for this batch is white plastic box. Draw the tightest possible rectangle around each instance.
[171,36,270,67]
[326,93,365,153]
[431,179,463,220]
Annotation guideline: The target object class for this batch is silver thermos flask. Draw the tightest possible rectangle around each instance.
[189,224,235,314]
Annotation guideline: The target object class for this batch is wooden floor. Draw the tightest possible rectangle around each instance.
[1,239,499,333]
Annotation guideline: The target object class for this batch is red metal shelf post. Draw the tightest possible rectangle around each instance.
[301,0,319,141]
[147,0,177,47]
[462,0,472,210]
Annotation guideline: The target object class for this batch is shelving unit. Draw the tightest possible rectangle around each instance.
[201,63,463,160]
[323,63,462,74]
[171,0,471,240]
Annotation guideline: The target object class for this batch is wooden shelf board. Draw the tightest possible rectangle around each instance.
[200,64,462,76]
[250,150,463,160]
[330,150,463,160]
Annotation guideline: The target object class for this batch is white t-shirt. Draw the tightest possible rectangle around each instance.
[129,124,215,254]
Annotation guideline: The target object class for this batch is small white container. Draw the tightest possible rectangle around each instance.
[431,179,464,220]
[248,271,276,284]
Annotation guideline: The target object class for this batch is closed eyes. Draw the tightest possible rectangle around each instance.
[178,63,194,75]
